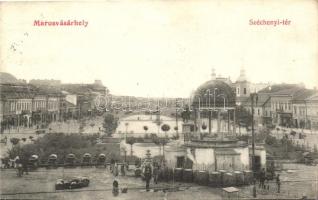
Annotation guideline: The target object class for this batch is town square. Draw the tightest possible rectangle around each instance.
[1,1,318,200]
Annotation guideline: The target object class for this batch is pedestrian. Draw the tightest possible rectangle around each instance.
[276,174,281,193]
[113,162,119,177]
[112,179,119,196]
[259,168,265,189]
[153,165,159,184]
[21,157,29,175]
[110,158,115,172]
[15,156,23,177]
[144,164,152,191]
[121,163,126,176]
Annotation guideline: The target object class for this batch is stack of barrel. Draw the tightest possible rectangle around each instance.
[160,168,253,187]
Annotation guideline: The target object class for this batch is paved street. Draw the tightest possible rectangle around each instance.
[0,167,223,200]
[1,163,317,199]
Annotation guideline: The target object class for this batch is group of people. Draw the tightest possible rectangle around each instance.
[144,162,161,191]
[258,168,280,193]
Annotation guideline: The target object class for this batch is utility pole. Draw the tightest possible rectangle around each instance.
[251,93,257,198]
[175,99,178,134]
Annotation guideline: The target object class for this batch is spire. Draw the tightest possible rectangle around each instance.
[237,67,247,82]
[211,68,216,80]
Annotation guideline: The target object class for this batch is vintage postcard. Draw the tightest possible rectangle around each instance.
[0,0,317,199]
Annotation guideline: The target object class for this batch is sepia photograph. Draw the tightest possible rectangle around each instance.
[0,0,318,199]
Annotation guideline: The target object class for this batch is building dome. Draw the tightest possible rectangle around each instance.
[0,72,18,84]
[192,80,236,108]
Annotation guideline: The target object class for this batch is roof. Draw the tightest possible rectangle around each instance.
[0,72,19,84]
[63,100,76,108]
[0,83,64,100]
[292,89,316,102]
[192,80,236,107]
[258,83,304,94]
[0,84,37,99]
[61,84,106,95]
[305,93,318,101]
[243,93,270,107]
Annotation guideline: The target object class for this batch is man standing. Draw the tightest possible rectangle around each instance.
[144,164,152,191]
[276,174,281,193]
[21,157,29,175]
[153,165,159,184]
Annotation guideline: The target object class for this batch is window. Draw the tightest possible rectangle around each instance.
[258,109,260,115]
[237,88,240,95]
[244,88,247,95]
[294,107,297,114]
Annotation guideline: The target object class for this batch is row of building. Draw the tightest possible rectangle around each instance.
[208,68,318,130]
[0,72,108,131]
[244,84,318,130]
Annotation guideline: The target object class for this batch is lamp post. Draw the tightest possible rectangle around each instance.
[125,122,129,141]
[250,93,258,198]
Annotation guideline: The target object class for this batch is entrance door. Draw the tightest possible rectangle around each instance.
[176,156,185,168]
[254,156,261,172]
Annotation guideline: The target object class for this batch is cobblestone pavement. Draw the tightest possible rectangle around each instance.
[0,167,223,200]
[1,163,318,200]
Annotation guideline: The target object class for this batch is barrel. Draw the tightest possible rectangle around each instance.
[243,170,253,185]
[218,170,227,187]
[208,171,221,187]
[223,172,234,187]
[173,168,183,182]
[183,169,194,182]
[194,170,209,185]
[234,171,244,186]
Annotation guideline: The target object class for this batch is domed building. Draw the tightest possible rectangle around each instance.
[190,77,237,137]
[0,72,19,84]
[192,79,236,108]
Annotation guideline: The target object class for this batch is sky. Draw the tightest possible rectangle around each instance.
[0,0,317,98]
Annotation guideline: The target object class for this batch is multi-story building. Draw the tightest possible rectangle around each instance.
[244,93,272,128]
[60,80,108,117]
[291,89,316,129]
[305,93,318,130]
[0,76,36,130]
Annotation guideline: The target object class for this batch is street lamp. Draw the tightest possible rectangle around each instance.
[250,92,258,198]
[125,122,129,141]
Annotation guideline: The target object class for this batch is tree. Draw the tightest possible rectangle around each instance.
[159,137,168,158]
[126,137,136,156]
[10,138,20,146]
[236,106,252,130]
[143,126,148,134]
[103,113,118,136]
[161,124,170,137]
